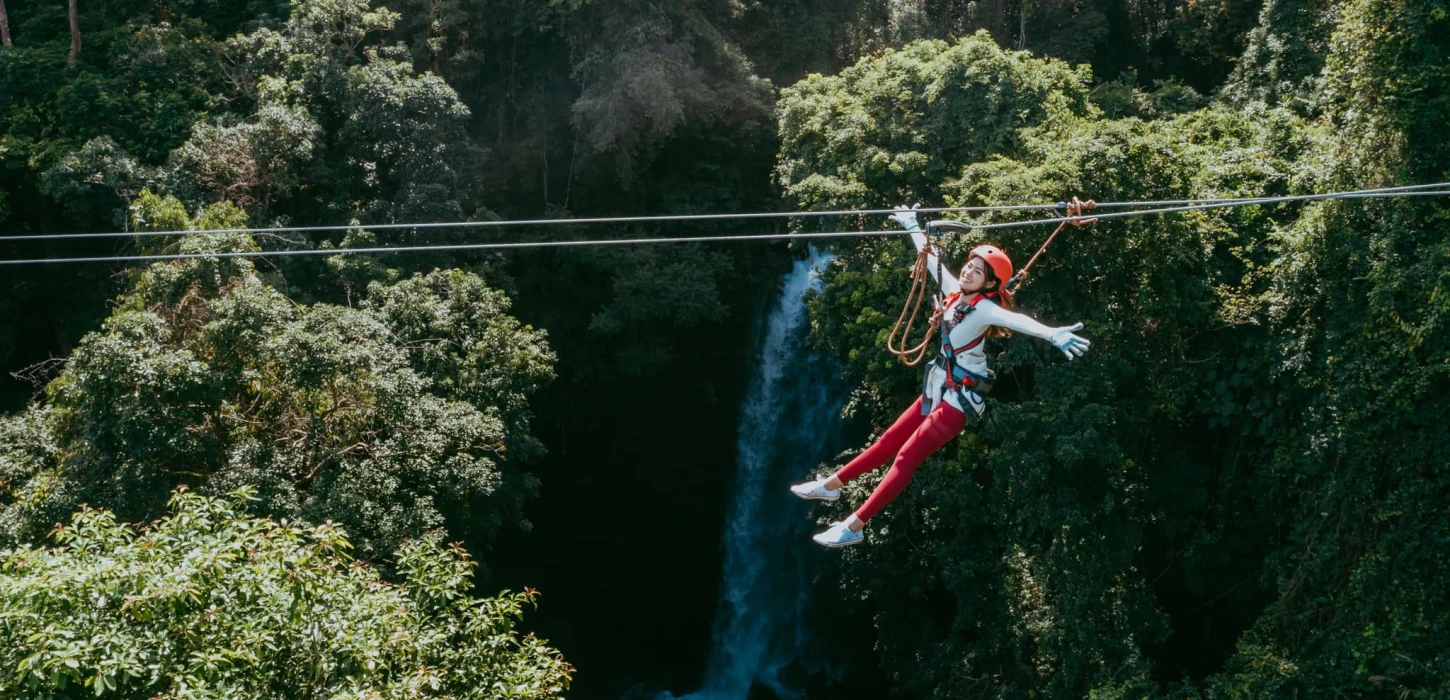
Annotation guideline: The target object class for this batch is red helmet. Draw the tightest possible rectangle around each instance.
[969,244,1013,287]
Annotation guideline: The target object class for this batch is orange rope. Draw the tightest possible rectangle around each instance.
[886,244,941,366]
[1006,196,1096,294]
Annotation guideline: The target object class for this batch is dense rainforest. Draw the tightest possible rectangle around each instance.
[0,0,1447,697]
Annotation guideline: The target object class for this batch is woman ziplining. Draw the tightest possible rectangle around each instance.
[790,204,1093,548]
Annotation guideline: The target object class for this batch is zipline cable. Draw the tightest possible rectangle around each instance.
[1,186,1447,266]
[1,181,1446,244]
[1086,181,1450,209]
[976,188,1450,229]
[0,204,1060,243]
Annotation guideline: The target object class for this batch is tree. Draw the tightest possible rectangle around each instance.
[0,192,555,563]
[552,0,774,184]
[777,28,1356,696]
[1219,0,1339,111]
[1202,0,1450,695]
[0,487,572,698]
[67,0,78,65]
[41,136,159,227]
[189,0,485,225]
[1,0,11,47]
[800,102,1313,697]
[775,32,1096,210]
[784,1,1450,692]
[165,103,321,214]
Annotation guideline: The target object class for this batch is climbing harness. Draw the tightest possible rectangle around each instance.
[920,290,998,417]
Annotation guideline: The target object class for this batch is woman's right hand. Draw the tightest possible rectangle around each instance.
[889,203,921,230]
[1048,323,1091,360]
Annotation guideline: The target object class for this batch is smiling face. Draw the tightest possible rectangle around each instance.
[958,256,996,293]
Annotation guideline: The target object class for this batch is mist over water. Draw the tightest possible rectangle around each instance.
[637,249,850,700]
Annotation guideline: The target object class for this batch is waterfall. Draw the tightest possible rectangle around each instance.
[649,247,848,700]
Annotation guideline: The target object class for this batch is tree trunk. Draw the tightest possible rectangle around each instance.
[68,0,79,65]
[1,0,12,47]
[1018,0,1028,50]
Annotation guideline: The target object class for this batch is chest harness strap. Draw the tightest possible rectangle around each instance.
[921,291,998,415]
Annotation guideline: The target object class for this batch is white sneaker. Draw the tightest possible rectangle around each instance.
[790,478,840,502]
[812,521,864,548]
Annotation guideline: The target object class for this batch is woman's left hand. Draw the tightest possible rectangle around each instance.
[889,203,921,230]
[1049,323,1091,360]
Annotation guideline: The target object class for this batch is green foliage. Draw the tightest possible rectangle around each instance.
[361,268,556,461]
[165,102,322,213]
[9,0,481,230]
[3,15,224,230]
[1198,0,1450,695]
[190,0,484,224]
[41,137,159,227]
[1159,0,1266,84]
[784,7,1450,691]
[1219,0,1340,112]
[1089,71,1208,120]
[3,0,1448,695]
[1,15,224,162]
[0,488,571,699]
[757,0,1112,69]
[0,194,554,563]
[801,93,1315,695]
[776,33,1096,209]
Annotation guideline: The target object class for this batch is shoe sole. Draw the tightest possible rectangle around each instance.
[790,487,840,502]
[814,535,863,548]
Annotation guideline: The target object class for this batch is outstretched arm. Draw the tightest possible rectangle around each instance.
[891,205,960,296]
[976,303,1092,360]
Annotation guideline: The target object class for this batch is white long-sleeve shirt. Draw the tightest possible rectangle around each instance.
[908,226,1059,413]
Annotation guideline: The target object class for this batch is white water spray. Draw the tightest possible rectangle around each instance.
[649,248,848,700]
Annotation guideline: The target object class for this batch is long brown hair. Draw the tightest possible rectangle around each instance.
[979,257,1013,338]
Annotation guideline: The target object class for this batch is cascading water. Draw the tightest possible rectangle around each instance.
[646,248,849,700]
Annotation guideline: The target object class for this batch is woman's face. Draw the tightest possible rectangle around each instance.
[959,256,993,293]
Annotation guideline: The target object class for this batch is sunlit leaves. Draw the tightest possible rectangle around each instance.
[0,194,554,563]
[0,489,572,698]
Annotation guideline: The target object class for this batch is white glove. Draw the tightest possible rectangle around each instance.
[1048,322,1091,360]
[889,203,921,230]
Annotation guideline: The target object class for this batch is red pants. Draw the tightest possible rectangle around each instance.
[836,396,966,522]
